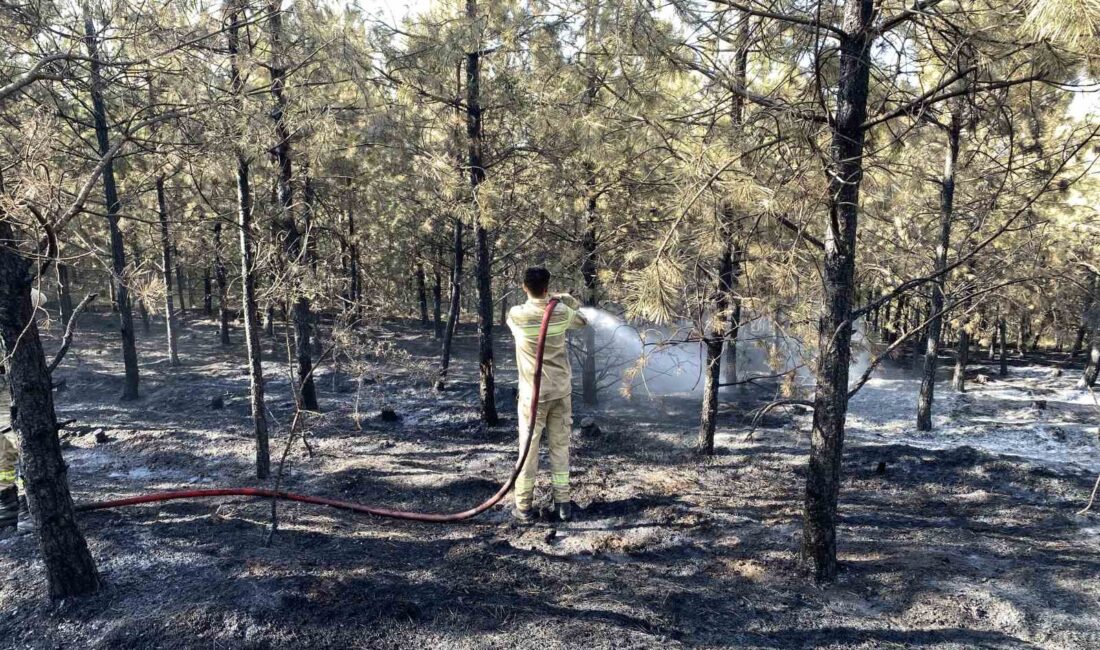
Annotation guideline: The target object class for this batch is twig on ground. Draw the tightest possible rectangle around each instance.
[266,410,303,548]
[1077,474,1100,515]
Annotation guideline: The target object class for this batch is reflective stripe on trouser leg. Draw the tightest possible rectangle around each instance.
[515,397,548,511]
[545,395,572,504]
[0,433,17,490]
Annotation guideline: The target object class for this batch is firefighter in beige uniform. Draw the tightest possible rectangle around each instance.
[506,267,588,522]
[1,288,47,532]
[0,431,25,529]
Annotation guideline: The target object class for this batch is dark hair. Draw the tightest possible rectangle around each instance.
[523,267,551,296]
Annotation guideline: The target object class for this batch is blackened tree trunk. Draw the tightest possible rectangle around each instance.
[952,327,970,392]
[84,10,139,400]
[268,0,317,411]
[345,182,362,321]
[987,318,996,359]
[724,242,743,386]
[56,263,74,326]
[1070,272,1096,358]
[302,163,319,273]
[433,265,443,339]
[213,222,231,345]
[1080,277,1100,387]
[702,9,748,442]
[1082,327,1100,388]
[156,176,180,366]
[436,218,463,391]
[698,213,735,455]
[916,112,960,431]
[467,0,498,425]
[1016,312,1027,357]
[416,261,429,325]
[174,246,188,313]
[998,317,1008,376]
[132,240,150,333]
[721,16,749,386]
[581,212,599,405]
[802,0,874,583]
[264,305,275,337]
[910,303,926,371]
[579,4,601,406]
[136,295,150,334]
[202,247,213,317]
[229,4,269,478]
[0,216,99,599]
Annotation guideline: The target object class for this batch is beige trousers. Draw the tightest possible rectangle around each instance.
[0,432,18,491]
[515,394,572,510]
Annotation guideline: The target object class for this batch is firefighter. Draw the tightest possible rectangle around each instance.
[506,267,588,522]
[0,430,31,533]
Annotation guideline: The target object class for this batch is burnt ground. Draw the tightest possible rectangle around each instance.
[0,312,1098,649]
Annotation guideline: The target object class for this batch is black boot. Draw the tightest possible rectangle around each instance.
[16,494,33,534]
[556,501,572,522]
[0,487,16,528]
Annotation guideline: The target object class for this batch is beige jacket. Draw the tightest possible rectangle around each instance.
[507,294,588,403]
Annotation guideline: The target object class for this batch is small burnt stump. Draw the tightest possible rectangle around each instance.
[380,407,401,422]
[580,417,601,437]
[210,395,225,410]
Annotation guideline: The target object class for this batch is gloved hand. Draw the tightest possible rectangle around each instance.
[553,293,581,310]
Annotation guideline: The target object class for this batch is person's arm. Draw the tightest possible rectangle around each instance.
[554,293,588,329]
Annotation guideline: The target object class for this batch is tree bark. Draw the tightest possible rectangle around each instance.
[802,0,874,583]
[56,263,74,326]
[1082,328,1100,388]
[432,264,443,339]
[698,210,734,455]
[436,61,466,392]
[0,217,99,600]
[436,219,463,391]
[1016,312,1027,357]
[174,245,188,313]
[268,0,317,411]
[213,222,231,345]
[202,253,213,318]
[264,304,275,337]
[951,327,970,392]
[721,16,749,384]
[84,9,139,400]
[229,4,270,478]
[910,303,926,371]
[345,181,361,321]
[581,212,599,405]
[467,0,498,425]
[998,317,1008,376]
[1071,272,1098,358]
[137,296,150,335]
[416,261,429,325]
[156,176,180,367]
[916,112,960,431]
[579,3,601,406]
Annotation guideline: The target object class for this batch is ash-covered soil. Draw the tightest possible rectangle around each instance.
[0,313,1097,649]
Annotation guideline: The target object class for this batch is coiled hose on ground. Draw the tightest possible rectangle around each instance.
[75,299,560,523]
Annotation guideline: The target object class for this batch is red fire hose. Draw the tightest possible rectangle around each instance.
[76,299,561,522]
